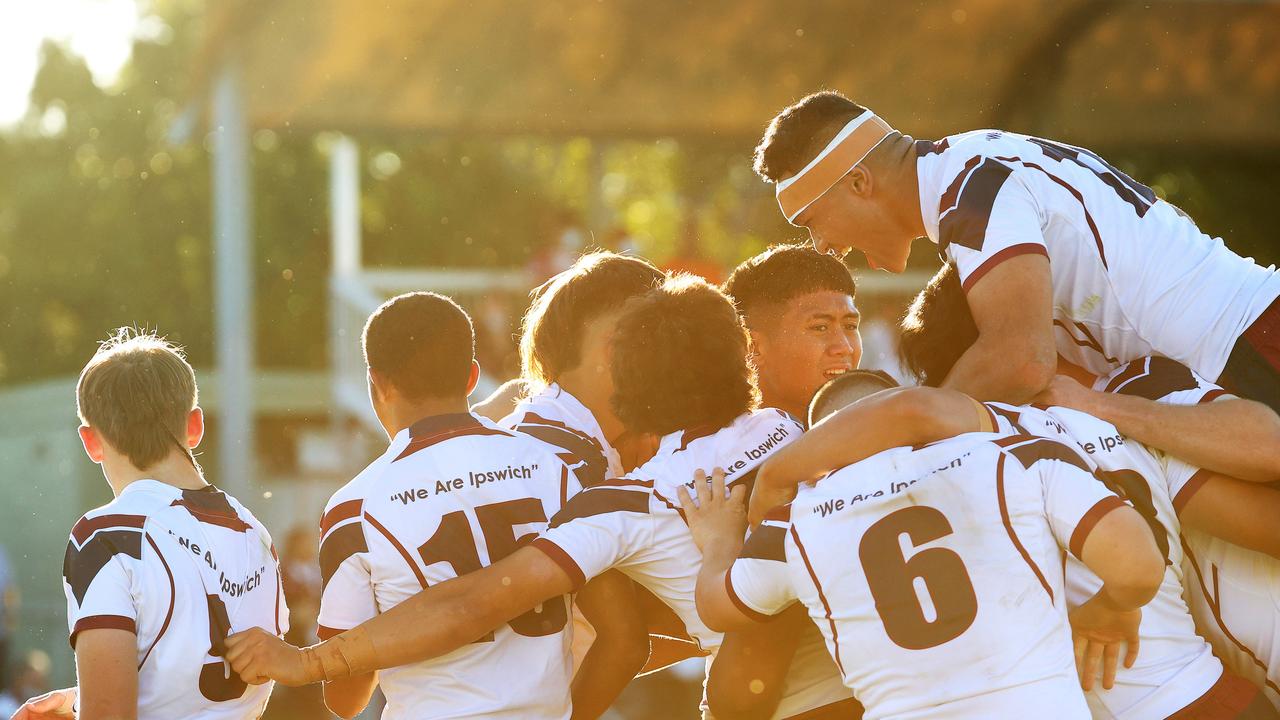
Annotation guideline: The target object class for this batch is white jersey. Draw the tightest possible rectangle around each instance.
[534,409,853,719]
[727,433,1120,720]
[316,412,580,720]
[500,383,623,488]
[915,131,1280,380]
[1093,358,1280,707]
[984,400,1222,718]
[63,480,286,720]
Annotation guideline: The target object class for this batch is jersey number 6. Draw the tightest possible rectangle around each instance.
[859,505,979,650]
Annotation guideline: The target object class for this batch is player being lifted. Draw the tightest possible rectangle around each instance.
[14,329,287,720]
[753,91,1280,409]
[307,291,642,719]
[685,405,1164,718]
[224,276,853,719]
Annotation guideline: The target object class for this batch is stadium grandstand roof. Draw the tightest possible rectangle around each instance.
[187,0,1280,149]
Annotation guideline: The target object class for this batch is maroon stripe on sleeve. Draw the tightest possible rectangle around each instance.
[725,570,774,623]
[1104,359,1149,394]
[995,454,1054,602]
[531,538,586,591]
[316,625,347,641]
[319,499,363,537]
[995,156,1108,268]
[790,526,844,677]
[394,426,511,463]
[70,614,136,648]
[1069,496,1128,559]
[1172,470,1213,516]
[1199,389,1228,404]
[960,243,1048,294]
[138,533,175,668]
[763,504,793,523]
[71,514,146,545]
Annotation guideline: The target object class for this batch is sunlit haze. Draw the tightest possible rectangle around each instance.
[0,0,139,126]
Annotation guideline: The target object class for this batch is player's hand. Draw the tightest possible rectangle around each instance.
[1034,375,1098,415]
[224,627,313,686]
[678,468,746,555]
[748,463,798,529]
[10,687,77,719]
[1069,593,1142,691]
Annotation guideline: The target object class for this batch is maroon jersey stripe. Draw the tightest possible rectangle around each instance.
[995,453,1055,602]
[319,499,363,537]
[71,514,146,545]
[363,512,427,588]
[724,572,774,623]
[1172,470,1213,516]
[790,525,844,677]
[138,533,175,669]
[1068,496,1128,559]
[70,614,136,649]
[531,538,586,591]
[960,243,1048,294]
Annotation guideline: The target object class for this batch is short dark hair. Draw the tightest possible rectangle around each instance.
[520,252,665,387]
[363,292,475,401]
[611,275,758,436]
[898,263,977,387]
[753,91,869,183]
[808,369,899,425]
[76,328,198,471]
[723,243,857,329]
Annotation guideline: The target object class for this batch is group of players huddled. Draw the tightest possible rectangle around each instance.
[15,90,1280,719]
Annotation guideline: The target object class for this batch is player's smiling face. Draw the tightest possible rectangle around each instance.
[751,290,861,421]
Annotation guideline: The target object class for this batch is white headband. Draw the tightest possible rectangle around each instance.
[775,111,895,223]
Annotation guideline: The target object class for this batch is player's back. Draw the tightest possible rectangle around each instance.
[919,130,1280,379]
[317,412,577,720]
[63,480,285,720]
[986,401,1223,717]
[786,433,1107,719]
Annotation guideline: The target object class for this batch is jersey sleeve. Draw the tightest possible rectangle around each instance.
[315,500,376,639]
[515,418,611,489]
[1036,456,1127,559]
[724,410,805,488]
[62,514,145,648]
[531,483,655,591]
[1093,356,1232,406]
[937,159,1047,294]
[726,515,797,621]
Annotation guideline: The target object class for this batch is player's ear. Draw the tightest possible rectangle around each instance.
[78,425,105,464]
[465,360,480,397]
[186,408,205,449]
[846,165,874,198]
[746,327,764,363]
[368,368,388,403]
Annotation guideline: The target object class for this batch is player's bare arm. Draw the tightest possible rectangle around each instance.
[10,688,77,719]
[1038,374,1280,482]
[940,253,1057,403]
[74,628,139,720]
[469,378,528,421]
[749,386,990,524]
[678,469,754,632]
[706,606,807,720]
[1072,502,1165,692]
[570,570,650,720]
[1179,472,1280,559]
[321,670,378,720]
[225,546,575,685]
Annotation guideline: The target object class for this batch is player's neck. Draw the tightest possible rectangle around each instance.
[383,397,472,438]
[555,375,625,442]
[758,383,806,428]
[888,135,928,238]
[103,449,208,497]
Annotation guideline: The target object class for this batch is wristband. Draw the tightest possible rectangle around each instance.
[305,627,379,681]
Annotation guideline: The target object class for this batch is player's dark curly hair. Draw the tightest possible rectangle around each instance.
[521,251,665,388]
[610,275,758,436]
[723,243,856,329]
[363,291,475,400]
[753,91,869,183]
[898,263,977,387]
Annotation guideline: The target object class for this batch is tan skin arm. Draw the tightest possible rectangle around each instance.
[1038,375,1280,483]
[571,571,650,720]
[225,546,575,686]
[75,629,139,720]
[706,606,807,720]
[941,253,1057,404]
[322,670,379,720]
[749,386,990,525]
[1180,473,1280,559]
[470,379,528,422]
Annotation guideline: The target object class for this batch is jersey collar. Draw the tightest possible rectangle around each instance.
[914,141,945,248]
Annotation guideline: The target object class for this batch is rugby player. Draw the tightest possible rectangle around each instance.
[753,90,1280,409]
[686,413,1164,718]
[309,292,644,719]
[14,329,287,719]
[224,277,853,719]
